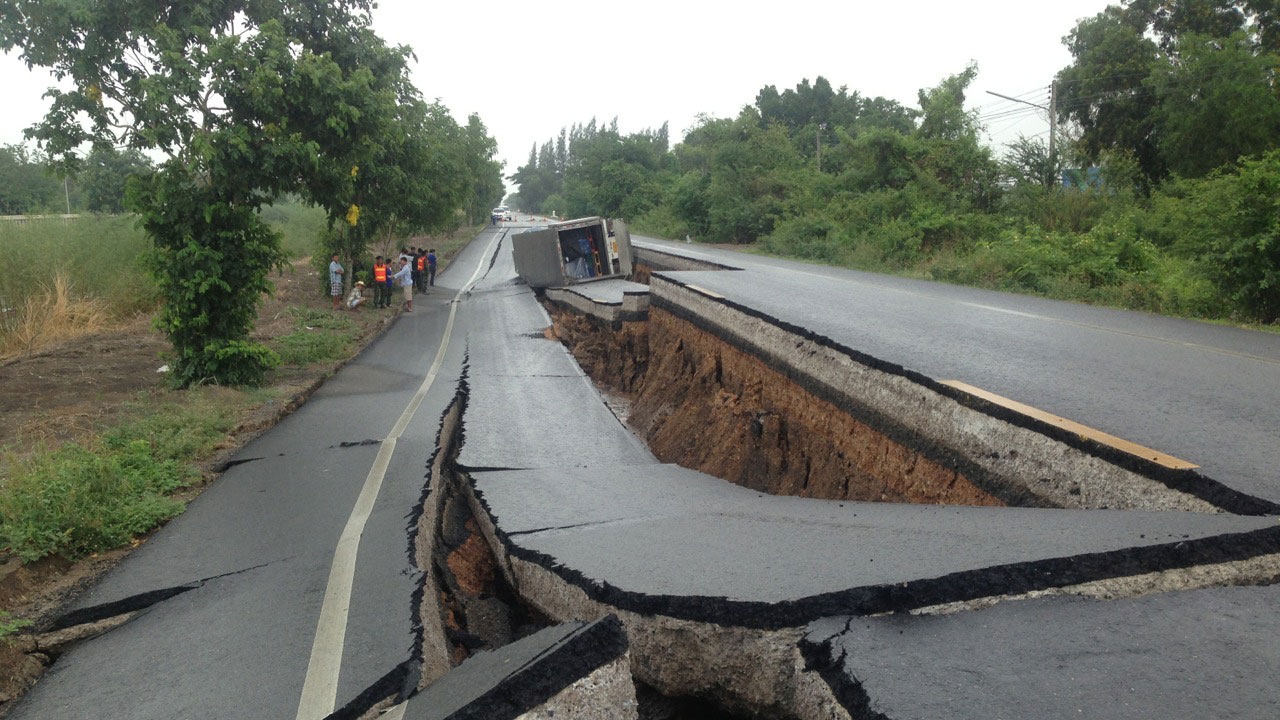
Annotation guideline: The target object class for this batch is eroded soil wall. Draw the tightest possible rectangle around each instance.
[549,306,1002,507]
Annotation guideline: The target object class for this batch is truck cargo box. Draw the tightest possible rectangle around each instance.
[511,217,633,288]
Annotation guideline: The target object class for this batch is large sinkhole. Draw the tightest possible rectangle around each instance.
[537,266,1225,514]
[548,304,1005,506]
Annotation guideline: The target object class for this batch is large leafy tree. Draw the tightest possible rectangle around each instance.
[461,114,504,224]
[1,0,415,385]
[1057,1,1280,184]
[755,77,917,169]
[1150,31,1280,177]
[1056,6,1164,183]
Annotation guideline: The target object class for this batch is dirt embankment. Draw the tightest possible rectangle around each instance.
[548,306,1002,507]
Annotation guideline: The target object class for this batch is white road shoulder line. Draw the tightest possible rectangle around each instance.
[294,229,502,720]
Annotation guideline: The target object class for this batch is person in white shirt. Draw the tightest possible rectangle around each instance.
[392,258,414,312]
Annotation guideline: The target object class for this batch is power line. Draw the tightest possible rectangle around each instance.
[978,106,1044,123]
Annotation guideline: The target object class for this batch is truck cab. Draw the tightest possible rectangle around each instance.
[511,216,634,288]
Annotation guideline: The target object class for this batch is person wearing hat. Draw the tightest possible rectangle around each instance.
[346,280,367,311]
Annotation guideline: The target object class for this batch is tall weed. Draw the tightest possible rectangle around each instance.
[0,274,110,358]
[0,215,155,324]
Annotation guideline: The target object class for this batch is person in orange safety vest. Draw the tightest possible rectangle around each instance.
[372,256,389,308]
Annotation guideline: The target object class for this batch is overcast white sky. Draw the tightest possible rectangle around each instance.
[1,0,1114,193]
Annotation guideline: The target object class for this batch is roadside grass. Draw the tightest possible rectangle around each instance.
[0,388,254,563]
[270,308,355,366]
[260,200,329,259]
[0,215,155,354]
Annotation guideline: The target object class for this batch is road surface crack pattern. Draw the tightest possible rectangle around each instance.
[48,558,285,631]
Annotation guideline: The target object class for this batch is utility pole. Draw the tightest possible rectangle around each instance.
[816,123,825,173]
[1048,81,1057,185]
[64,176,71,215]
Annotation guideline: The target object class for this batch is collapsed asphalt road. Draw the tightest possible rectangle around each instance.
[10,227,1280,719]
[8,229,506,720]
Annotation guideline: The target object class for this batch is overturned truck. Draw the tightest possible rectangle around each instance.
[511,216,634,288]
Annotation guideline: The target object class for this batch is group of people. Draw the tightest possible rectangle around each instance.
[328,246,437,314]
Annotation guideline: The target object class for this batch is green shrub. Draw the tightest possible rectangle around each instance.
[1156,152,1280,322]
[0,389,245,562]
[0,438,191,562]
[762,213,846,262]
[1001,184,1114,234]
[630,203,690,241]
[863,218,926,266]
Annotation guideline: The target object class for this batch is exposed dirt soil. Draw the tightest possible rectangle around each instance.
[0,235,458,709]
[0,317,168,452]
[549,305,1003,507]
[548,313,649,394]
[433,483,548,668]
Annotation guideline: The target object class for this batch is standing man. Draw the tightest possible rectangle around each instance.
[408,246,421,293]
[427,248,437,287]
[372,255,389,308]
[384,252,396,306]
[415,249,427,293]
[392,256,414,312]
[328,252,344,310]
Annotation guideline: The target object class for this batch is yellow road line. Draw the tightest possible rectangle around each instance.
[939,380,1199,470]
[683,283,725,300]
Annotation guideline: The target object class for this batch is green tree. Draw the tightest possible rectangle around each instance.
[1056,1,1280,184]
[461,114,505,224]
[916,64,981,142]
[1002,135,1061,188]
[1149,32,1280,177]
[0,144,62,214]
[915,66,1002,213]
[1056,6,1164,184]
[80,147,152,213]
[2,0,420,386]
[1126,0,1248,49]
